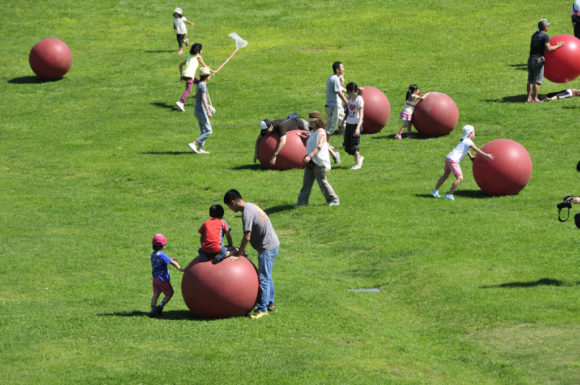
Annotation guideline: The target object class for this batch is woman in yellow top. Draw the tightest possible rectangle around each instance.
[176,43,214,112]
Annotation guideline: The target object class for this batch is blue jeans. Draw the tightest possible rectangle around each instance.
[195,111,212,147]
[256,246,279,312]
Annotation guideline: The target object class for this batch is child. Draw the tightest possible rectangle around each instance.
[176,43,213,112]
[395,84,426,139]
[431,125,494,200]
[150,234,183,317]
[343,82,365,170]
[172,8,195,55]
[188,67,214,154]
[198,204,233,264]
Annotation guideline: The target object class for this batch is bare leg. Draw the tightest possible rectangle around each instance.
[448,175,464,195]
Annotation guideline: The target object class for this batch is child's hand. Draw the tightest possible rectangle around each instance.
[486,153,495,160]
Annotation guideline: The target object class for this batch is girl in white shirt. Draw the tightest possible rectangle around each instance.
[173,8,195,54]
[343,82,365,170]
[431,125,494,200]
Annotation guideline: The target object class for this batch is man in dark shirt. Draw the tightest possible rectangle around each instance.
[527,19,565,102]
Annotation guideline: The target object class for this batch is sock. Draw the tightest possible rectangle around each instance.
[159,302,165,308]
[150,306,155,313]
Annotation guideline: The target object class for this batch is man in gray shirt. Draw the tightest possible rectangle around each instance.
[224,189,280,319]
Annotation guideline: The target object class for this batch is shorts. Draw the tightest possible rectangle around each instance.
[152,278,174,296]
[399,109,413,122]
[343,123,360,155]
[444,157,462,178]
[325,105,345,135]
[527,55,544,84]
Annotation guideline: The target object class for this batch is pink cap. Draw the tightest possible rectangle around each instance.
[152,234,167,246]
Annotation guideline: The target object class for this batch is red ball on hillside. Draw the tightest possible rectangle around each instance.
[412,92,458,137]
[472,139,532,196]
[360,86,390,134]
[182,256,259,319]
[258,129,307,170]
[29,38,72,80]
[544,34,580,83]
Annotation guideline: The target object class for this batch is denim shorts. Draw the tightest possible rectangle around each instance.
[527,55,544,84]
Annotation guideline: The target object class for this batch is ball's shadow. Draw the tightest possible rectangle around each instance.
[415,189,492,199]
[8,76,61,84]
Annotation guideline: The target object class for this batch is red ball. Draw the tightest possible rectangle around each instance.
[472,139,532,196]
[258,129,307,170]
[544,34,580,83]
[29,38,72,80]
[360,86,390,134]
[412,92,458,137]
[181,256,259,319]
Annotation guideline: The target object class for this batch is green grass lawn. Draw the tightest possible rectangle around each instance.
[1,1,579,384]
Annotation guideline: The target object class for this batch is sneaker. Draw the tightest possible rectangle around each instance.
[350,164,362,170]
[155,306,164,316]
[268,304,277,312]
[148,311,157,318]
[431,189,441,198]
[445,194,455,201]
[184,38,189,47]
[250,311,269,319]
[198,148,210,154]
[395,133,402,140]
[178,49,183,55]
[175,101,185,112]
[188,142,199,153]
[328,201,340,206]
[332,152,340,165]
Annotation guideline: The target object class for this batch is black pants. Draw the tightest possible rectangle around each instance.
[176,34,185,49]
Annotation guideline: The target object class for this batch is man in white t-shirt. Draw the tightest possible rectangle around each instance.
[431,125,494,200]
[296,111,339,207]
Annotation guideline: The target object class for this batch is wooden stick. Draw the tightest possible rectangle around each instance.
[215,48,239,73]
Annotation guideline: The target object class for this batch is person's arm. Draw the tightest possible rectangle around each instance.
[354,106,364,136]
[225,231,233,247]
[201,90,213,118]
[198,56,216,74]
[235,231,251,256]
[185,19,195,27]
[178,61,185,78]
[296,130,310,139]
[270,134,287,165]
[546,41,564,52]
[470,144,494,160]
[170,259,183,272]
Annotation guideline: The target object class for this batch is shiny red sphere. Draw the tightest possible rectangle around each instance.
[412,92,458,137]
[258,129,307,170]
[473,139,532,196]
[360,86,390,134]
[29,38,72,80]
[545,34,580,83]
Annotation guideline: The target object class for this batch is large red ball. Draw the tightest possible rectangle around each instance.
[29,38,72,80]
[182,256,259,319]
[472,139,532,196]
[258,129,307,170]
[360,86,390,134]
[412,92,458,137]
[544,34,580,83]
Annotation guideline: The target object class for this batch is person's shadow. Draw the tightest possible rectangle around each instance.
[481,278,580,288]
[484,94,528,103]
[415,189,492,199]
[98,310,203,320]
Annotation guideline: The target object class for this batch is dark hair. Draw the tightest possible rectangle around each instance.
[223,189,242,204]
[332,61,342,74]
[152,244,164,251]
[576,161,580,172]
[209,204,224,219]
[406,84,419,101]
[346,82,361,95]
[538,20,548,31]
[199,74,210,82]
[190,43,202,55]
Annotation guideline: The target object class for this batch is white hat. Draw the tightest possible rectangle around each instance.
[462,125,474,139]
[173,8,183,15]
[199,67,211,76]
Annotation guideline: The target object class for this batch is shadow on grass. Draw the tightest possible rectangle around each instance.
[152,101,179,111]
[265,204,295,215]
[230,164,265,171]
[508,63,527,71]
[484,94,527,103]
[481,278,580,288]
[562,106,580,109]
[140,151,192,155]
[371,133,429,140]
[98,310,203,321]
[8,76,61,84]
[415,190,492,199]
[145,50,175,53]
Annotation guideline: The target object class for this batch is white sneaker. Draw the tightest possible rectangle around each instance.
[350,164,362,170]
[176,101,185,112]
[328,201,340,206]
[188,142,199,153]
[359,156,364,167]
[198,148,210,154]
